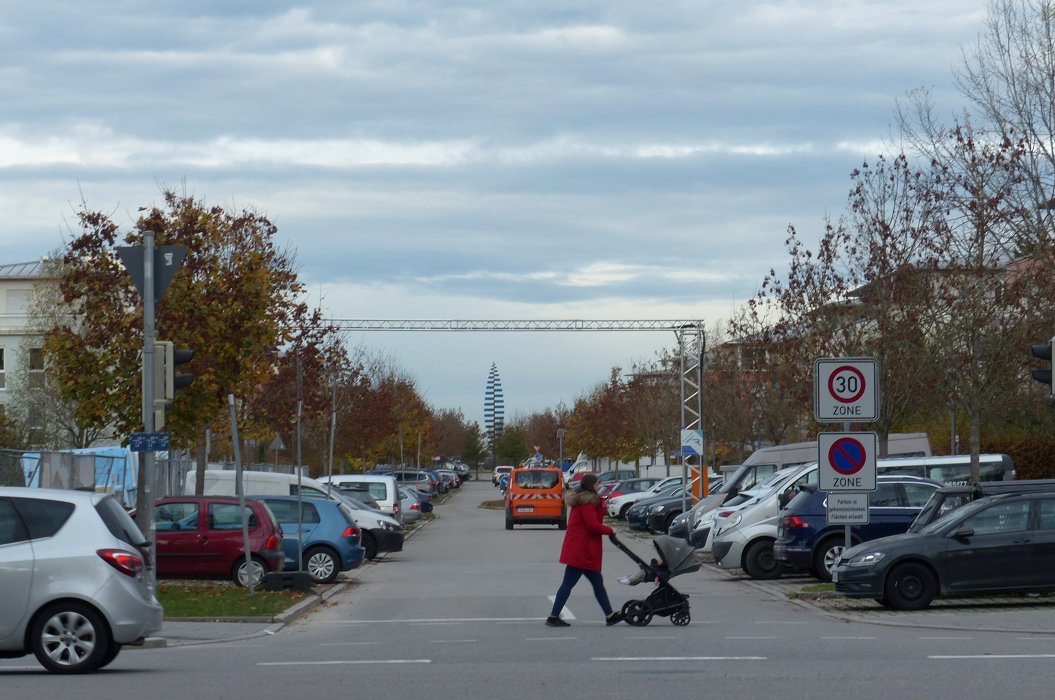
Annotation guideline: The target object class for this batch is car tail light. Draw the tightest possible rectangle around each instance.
[342,526,361,540]
[783,515,809,530]
[98,549,145,578]
[410,502,421,510]
[265,534,282,551]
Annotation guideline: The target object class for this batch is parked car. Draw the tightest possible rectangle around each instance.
[832,490,1055,610]
[667,475,726,538]
[600,477,663,506]
[597,469,637,484]
[492,465,513,486]
[626,487,687,531]
[398,487,425,524]
[608,476,686,519]
[643,487,701,533]
[252,496,365,584]
[328,492,405,560]
[316,473,402,520]
[154,496,285,586]
[0,487,163,674]
[394,470,437,495]
[908,478,1055,533]
[773,475,941,581]
[712,454,1006,581]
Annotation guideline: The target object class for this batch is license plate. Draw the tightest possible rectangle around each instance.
[517,506,534,513]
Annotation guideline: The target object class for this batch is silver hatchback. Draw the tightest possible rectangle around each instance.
[0,487,163,673]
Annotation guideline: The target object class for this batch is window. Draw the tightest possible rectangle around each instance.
[869,483,900,507]
[962,500,1031,535]
[265,500,321,524]
[11,497,75,538]
[156,502,199,531]
[0,347,5,390]
[27,348,45,389]
[902,483,939,508]
[1036,499,1055,531]
[208,503,258,530]
[515,470,560,489]
[0,498,28,545]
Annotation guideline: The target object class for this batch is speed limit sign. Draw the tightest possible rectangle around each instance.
[814,358,879,422]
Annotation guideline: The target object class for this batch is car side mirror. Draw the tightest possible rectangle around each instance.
[778,491,791,509]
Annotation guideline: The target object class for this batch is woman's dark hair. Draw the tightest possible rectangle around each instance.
[579,473,599,492]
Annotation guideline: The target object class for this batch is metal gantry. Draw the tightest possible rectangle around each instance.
[330,319,701,332]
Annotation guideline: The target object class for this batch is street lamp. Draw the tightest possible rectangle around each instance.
[556,428,566,469]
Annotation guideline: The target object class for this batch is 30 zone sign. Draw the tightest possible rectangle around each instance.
[814,358,879,423]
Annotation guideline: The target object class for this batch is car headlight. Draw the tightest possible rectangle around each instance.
[845,551,885,567]
[377,520,401,532]
[652,505,666,513]
[725,513,742,528]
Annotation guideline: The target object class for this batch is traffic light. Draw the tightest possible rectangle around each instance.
[1030,337,1054,398]
[152,340,195,429]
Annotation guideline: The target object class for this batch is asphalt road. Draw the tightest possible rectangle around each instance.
[4,480,1055,699]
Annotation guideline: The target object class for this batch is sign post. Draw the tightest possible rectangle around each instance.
[814,358,881,549]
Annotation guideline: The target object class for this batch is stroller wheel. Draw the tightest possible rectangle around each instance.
[670,607,690,626]
[621,600,653,627]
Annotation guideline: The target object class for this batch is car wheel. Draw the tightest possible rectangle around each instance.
[619,503,632,519]
[233,555,269,587]
[98,643,122,669]
[558,513,567,530]
[812,537,846,583]
[743,539,784,580]
[663,511,681,532]
[30,602,110,674]
[505,509,514,530]
[884,562,937,611]
[304,546,340,584]
[362,532,378,560]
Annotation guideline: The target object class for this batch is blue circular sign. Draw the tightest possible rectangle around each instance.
[828,437,866,475]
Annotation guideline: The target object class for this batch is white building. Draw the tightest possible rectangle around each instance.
[0,260,52,434]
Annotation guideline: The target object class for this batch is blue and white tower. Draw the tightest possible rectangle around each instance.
[484,362,505,451]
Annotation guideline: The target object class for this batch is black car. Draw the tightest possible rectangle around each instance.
[832,491,1055,610]
[626,487,685,532]
[908,478,1055,533]
[773,476,940,582]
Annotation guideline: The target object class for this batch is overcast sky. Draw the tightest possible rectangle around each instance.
[0,1,990,429]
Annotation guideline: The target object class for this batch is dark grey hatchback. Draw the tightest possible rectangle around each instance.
[832,491,1055,610]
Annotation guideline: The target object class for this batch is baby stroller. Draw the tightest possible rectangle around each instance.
[609,534,699,626]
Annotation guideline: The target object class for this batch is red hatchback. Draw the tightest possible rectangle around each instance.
[154,496,285,586]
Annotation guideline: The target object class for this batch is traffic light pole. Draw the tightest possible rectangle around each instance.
[141,230,158,593]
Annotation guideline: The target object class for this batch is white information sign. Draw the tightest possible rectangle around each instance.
[814,358,879,423]
[680,429,704,457]
[825,492,870,525]
[818,432,877,492]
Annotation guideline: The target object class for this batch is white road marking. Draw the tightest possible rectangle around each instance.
[593,656,766,662]
[727,636,778,640]
[526,637,577,641]
[919,636,973,641]
[820,636,876,640]
[429,639,477,643]
[259,659,432,666]
[547,595,577,620]
[321,641,381,647]
[929,654,1055,660]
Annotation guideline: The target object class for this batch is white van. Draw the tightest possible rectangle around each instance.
[316,474,401,520]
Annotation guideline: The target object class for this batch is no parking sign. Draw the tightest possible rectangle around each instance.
[818,432,877,491]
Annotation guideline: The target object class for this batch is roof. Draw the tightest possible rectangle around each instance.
[0,260,47,279]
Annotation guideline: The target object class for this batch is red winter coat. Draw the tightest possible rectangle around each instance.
[558,488,614,572]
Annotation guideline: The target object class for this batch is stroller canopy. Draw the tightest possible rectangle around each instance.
[653,535,700,577]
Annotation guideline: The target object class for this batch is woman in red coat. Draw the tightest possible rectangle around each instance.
[546,473,623,627]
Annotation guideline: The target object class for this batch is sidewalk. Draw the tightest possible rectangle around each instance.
[731,569,1055,635]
